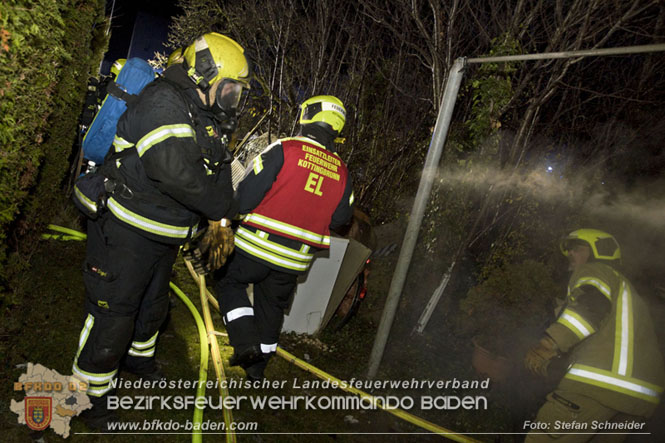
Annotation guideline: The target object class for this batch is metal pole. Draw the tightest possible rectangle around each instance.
[366,57,467,378]
[467,43,665,64]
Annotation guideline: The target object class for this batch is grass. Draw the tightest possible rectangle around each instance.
[0,217,414,442]
[1,205,555,443]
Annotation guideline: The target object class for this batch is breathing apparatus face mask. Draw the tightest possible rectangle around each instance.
[211,79,245,133]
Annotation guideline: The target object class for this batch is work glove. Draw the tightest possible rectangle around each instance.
[524,336,559,377]
[199,218,234,273]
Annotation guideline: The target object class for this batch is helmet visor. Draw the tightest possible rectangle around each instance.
[215,80,245,113]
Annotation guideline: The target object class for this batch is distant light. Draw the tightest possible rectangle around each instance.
[547,166,553,172]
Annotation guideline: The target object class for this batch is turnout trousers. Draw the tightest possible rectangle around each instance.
[72,214,178,400]
[214,252,298,365]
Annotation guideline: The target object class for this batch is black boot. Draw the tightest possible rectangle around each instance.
[122,357,165,381]
[245,360,268,381]
[228,345,262,368]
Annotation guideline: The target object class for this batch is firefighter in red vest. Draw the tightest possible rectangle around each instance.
[214,95,355,380]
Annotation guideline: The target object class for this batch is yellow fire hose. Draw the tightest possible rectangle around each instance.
[276,347,480,442]
[46,224,87,239]
[41,233,84,241]
[45,224,480,442]
[169,282,209,443]
[194,275,479,442]
[184,260,236,443]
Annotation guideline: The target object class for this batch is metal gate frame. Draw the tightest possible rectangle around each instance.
[367,43,665,378]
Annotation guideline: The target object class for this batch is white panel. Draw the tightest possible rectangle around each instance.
[282,236,349,334]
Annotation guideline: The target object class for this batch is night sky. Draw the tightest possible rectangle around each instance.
[101,0,181,74]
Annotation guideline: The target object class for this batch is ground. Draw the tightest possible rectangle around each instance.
[2,206,665,442]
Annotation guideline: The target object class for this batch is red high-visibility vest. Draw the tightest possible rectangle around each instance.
[243,137,349,249]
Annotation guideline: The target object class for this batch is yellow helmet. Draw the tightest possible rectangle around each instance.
[110,58,126,78]
[167,47,183,67]
[183,32,250,91]
[560,229,621,262]
[299,95,346,135]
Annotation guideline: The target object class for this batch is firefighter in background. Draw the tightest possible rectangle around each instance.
[214,95,355,381]
[167,47,184,67]
[98,58,126,106]
[524,229,665,442]
[72,32,249,430]
[79,77,101,129]
[79,59,126,129]
[110,58,126,78]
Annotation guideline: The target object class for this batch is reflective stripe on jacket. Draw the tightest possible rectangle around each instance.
[242,137,349,249]
[235,225,314,272]
[547,262,665,416]
[103,66,236,244]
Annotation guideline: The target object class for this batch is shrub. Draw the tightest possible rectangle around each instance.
[457,259,558,357]
[0,0,107,299]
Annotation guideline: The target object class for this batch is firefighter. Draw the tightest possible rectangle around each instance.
[72,32,250,429]
[524,229,665,442]
[96,58,126,106]
[110,58,126,79]
[213,95,355,380]
[167,47,184,67]
[80,58,126,129]
[79,77,100,129]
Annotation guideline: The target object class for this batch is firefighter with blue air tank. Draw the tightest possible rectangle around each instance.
[525,228,665,442]
[72,32,250,430]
